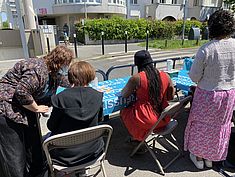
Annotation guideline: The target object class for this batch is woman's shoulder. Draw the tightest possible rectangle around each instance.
[128,73,141,86]
[87,87,103,98]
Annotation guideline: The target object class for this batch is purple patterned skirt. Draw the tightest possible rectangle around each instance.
[184,87,235,161]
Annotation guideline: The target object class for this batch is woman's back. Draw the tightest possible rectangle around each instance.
[136,71,169,109]
[190,38,235,91]
[121,71,171,141]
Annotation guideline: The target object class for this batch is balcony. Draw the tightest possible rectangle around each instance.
[53,0,126,15]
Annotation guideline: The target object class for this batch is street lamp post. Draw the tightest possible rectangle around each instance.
[182,0,188,45]
[84,0,88,19]
[15,0,29,59]
[22,0,36,29]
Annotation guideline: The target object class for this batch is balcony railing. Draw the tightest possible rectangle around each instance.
[55,0,125,6]
[55,0,102,4]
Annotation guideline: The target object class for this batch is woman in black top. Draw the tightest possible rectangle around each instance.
[47,61,104,166]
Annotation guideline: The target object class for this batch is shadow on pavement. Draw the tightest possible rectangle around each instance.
[104,108,221,176]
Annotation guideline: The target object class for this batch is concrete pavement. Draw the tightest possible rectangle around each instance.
[39,103,234,177]
[68,42,151,60]
[0,43,234,176]
[0,43,198,78]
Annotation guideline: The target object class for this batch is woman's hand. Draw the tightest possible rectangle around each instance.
[23,101,49,113]
[35,105,49,113]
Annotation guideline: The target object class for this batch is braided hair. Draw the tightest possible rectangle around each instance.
[134,50,162,112]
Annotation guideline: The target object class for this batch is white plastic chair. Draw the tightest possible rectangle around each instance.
[43,124,113,177]
[130,96,192,175]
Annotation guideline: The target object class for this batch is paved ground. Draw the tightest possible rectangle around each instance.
[39,102,235,177]
[0,43,234,177]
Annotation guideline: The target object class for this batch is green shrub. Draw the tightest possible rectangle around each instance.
[152,21,175,39]
[2,21,9,29]
[75,17,205,41]
[174,20,203,36]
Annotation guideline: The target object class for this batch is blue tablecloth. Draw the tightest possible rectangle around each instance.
[56,77,135,116]
[172,75,196,92]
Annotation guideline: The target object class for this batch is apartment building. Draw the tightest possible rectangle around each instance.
[32,0,126,37]
[128,0,227,21]
[1,0,231,33]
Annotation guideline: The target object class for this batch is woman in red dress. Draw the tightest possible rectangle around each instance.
[120,50,175,141]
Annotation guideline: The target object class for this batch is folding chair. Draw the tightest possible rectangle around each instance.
[172,57,194,99]
[182,57,194,72]
[130,96,192,175]
[43,125,113,177]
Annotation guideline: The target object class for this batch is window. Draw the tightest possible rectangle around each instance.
[63,0,67,3]
[69,0,74,2]
[82,0,87,2]
[130,0,137,4]
[75,0,80,2]
[96,0,101,2]
[89,0,94,2]
[117,0,119,3]
[193,0,198,6]
[172,0,177,4]
[160,0,165,3]
[108,0,112,2]
[113,0,116,3]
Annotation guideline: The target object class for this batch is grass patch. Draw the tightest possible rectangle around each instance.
[139,39,208,49]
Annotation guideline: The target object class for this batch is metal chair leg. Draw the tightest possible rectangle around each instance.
[101,161,107,177]
[162,134,182,169]
[146,145,165,175]
[130,141,145,157]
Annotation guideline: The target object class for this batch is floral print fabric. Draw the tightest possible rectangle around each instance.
[0,58,48,125]
[184,87,235,161]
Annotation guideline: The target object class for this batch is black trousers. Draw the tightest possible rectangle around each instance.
[0,114,46,177]
[0,114,26,177]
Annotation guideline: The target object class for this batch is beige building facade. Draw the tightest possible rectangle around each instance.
[129,0,229,21]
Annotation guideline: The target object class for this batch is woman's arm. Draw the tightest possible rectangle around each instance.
[15,67,49,113]
[189,48,206,83]
[121,74,140,98]
[166,74,175,100]
[23,101,49,113]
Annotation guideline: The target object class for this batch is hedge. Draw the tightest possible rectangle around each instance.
[75,16,206,41]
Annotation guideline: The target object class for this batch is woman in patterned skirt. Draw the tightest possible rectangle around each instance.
[184,10,235,169]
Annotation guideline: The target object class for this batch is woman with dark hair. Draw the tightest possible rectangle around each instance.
[120,50,175,142]
[184,10,235,170]
[0,45,74,177]
[47,61,103,168]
